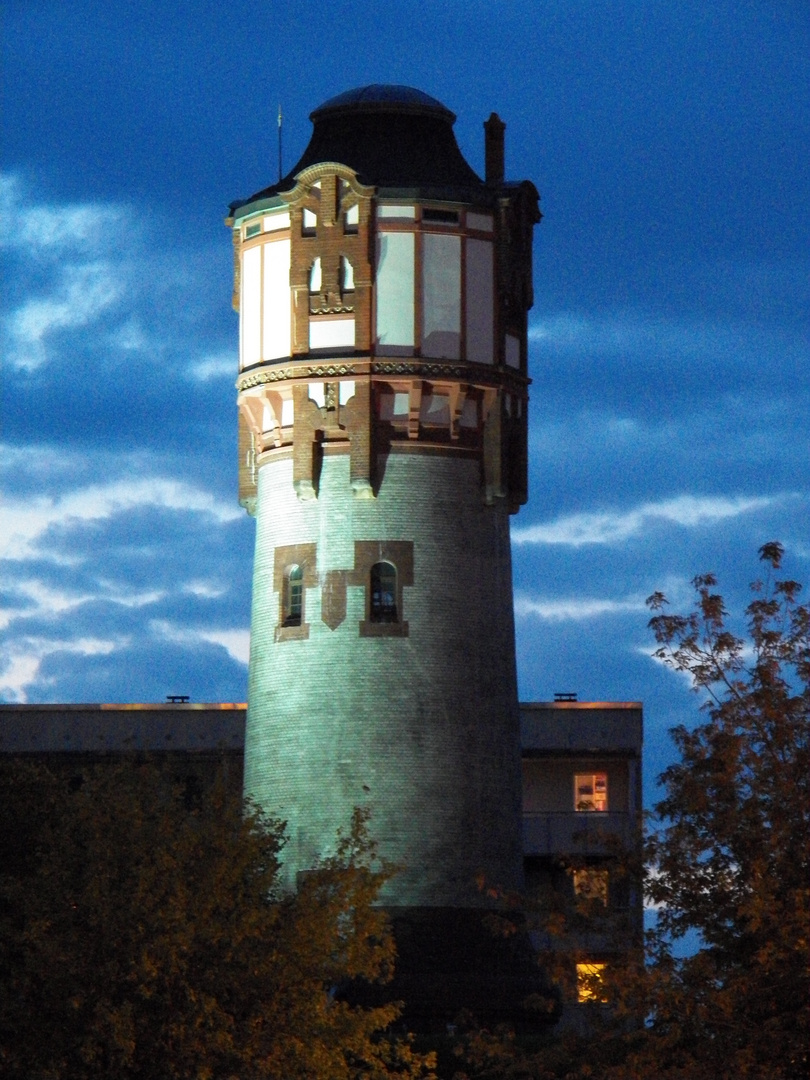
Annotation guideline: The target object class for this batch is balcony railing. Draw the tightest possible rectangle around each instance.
[522,811,636,856]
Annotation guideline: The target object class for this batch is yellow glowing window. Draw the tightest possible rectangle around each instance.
[573,867,609,906]
[576,962,606,1003]
[575,772,607,812]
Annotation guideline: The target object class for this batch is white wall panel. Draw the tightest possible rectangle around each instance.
[263,211,290,232]
[422,233,461,358]
[465,238,494,364]
[241,245,261,368]
[262,239,291,361]
[376,232,415,347]
[309,318,355,350]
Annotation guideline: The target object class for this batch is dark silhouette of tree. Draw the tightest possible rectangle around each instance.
[0,762,435,1080]
[452,543,809,1080]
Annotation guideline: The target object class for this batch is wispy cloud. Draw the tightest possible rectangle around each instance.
[0,174,123,253]
[150,620,250,665]
[511,494,776,547]
[7,263,123,371]
[2,474,242,561]
[0,636,121,702]
[528,299,807,370]
[514,594,647,622]
[1,173,233,379]
[189,352,237,381]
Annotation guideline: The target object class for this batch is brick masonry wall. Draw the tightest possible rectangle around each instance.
[244,450,524,906]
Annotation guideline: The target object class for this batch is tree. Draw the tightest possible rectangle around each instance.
[0,760,435,1080]
[639,541,809,1079]
[450,543,809,1080]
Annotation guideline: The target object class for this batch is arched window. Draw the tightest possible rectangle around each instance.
[283,564,303,626]
[370,562,398,623]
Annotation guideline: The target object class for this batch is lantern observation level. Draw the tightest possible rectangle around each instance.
[227,85,540,909]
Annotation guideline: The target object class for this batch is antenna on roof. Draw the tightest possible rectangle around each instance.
[277,103,283,183]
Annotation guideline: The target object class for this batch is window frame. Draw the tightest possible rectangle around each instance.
[574,771,608,813]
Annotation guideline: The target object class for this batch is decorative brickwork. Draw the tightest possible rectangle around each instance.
[272,542,317,641]
[283,164,374,356]
[352,540,414,637]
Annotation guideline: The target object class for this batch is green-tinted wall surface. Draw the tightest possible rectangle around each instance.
[244,450,523,906]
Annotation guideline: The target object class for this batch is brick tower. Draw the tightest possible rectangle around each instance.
[227,86,540,1014]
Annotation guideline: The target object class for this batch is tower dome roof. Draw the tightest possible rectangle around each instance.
[230,85,485,214]
[311,84,455,121]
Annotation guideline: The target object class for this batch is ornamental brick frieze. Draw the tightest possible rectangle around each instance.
[237,362,360,390]
[237,358,530,397]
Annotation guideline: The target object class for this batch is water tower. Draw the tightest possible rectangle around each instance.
[227,86,540,1014]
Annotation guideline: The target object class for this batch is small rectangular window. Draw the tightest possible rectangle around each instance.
[573,867,609,906]
[423,208,459,225]
[575,772,608,812]
[576,962,606,1003]
[245,221,262,238]
[377,204,416,220]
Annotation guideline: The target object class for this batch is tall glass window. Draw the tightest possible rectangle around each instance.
[283,565,303,627]
[370,562,398,623]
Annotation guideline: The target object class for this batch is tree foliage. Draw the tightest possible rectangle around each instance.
[451,543,809,1080]
[639,541,809,1079]
[0,761,435,1080]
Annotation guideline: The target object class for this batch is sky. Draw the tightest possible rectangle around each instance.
[2,0,808,804]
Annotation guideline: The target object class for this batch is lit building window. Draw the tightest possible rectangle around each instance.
[283,565,303,627]
[575,772,607,812]
[576,962,606,1003]
[341,255,354,292]
[370,562,398,623]
[573,867,609,906]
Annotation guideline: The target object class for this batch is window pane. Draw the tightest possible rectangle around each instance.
[576,962,606,1003]
[575,772,608,812]
[573,868,609,905]
[370,562,398,623]
[284,565,303,626]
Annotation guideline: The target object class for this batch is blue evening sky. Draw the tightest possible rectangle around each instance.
[2,0,808,802]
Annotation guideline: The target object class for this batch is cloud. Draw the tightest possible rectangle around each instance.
[189,353,238,382]
[1,173,234,383]
[515,594,647,622]
[528,310,736,360]
[7,262,123,370]
[150,620,250,666]
[511,494,776,548]
[0,635,121,702]
[2,474,242,561]
[0,174,123,254]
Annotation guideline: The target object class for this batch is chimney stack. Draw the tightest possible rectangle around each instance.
[484,112,506,184]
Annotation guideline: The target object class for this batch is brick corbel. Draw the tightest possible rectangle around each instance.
[292,384,325,500]
[340,379,374,498]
